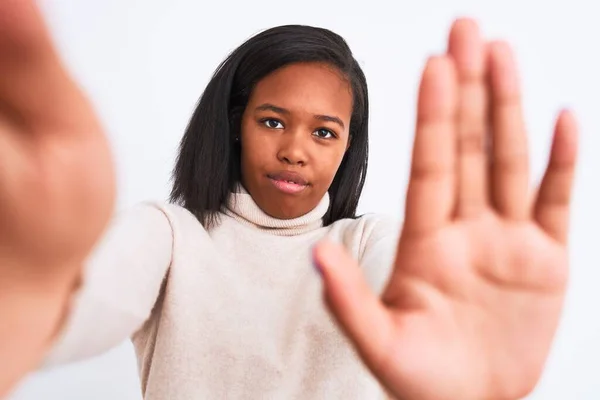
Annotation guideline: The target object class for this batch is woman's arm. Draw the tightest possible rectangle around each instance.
[0,204,173,397]
[313,19,577,400]
[44,203,173,366]
[0,0,167,395]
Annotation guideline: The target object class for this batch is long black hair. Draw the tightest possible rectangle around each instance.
[170,25,369,228]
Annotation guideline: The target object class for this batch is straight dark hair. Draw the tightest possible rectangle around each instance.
[170,25,369,228]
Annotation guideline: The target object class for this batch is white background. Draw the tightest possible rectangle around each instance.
[8,0,600,399]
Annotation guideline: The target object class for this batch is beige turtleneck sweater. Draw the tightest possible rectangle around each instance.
[45,190,399,399]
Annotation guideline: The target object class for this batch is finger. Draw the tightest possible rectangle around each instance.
[534,110,578,244]
[489,41,530,219]
[448,19,489,218]
[0,0,89,132]
[313,240,394,375]
[404,56,458,236]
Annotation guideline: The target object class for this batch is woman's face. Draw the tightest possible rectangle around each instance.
[239,62,353,219]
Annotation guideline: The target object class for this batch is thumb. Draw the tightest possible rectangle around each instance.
[313,240,394,371]
[0,0,91,130]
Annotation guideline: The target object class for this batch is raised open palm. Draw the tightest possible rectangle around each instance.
[315,19,578,400]
[0,1,114,394]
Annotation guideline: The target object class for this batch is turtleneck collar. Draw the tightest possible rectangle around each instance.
[223,186,329,236]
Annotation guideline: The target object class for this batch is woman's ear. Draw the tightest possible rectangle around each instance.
[346,136,352,151]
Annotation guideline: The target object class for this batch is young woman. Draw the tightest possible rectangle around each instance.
[0,1,578,399]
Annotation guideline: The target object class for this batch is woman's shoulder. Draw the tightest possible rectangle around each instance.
[326,213,400,259]
[327,213,400,294]
[139,201,196,221]
[328,212,399,239]
[356,213,400,241]
[114,201,205,238]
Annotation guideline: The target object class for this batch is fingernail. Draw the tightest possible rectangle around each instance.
[313,258,323,276]
[311,245,323,276]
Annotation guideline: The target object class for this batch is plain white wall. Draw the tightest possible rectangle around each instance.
[7,0,599,398]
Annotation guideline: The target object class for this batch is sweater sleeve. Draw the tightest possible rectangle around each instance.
[359,215,401,295]
[42,202,173,367]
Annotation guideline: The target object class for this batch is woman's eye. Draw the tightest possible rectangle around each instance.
[313,128,335,139]
[263,119,284,129]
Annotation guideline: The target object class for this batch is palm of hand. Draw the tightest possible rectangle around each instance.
[382,215,567,399]
[315,19,577,400]
[0,1,115,271]
[0,2,115,395]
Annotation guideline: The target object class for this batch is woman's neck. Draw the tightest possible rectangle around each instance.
[222,186,330,236]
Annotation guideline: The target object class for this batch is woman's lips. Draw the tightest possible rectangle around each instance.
[269,178,308,194]
[267,171,309,194]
